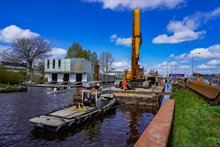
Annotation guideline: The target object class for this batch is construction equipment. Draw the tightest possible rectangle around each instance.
[94,63,99,81]
[186,81,220,105]
[115,8,145,89]
[124,8,142,81]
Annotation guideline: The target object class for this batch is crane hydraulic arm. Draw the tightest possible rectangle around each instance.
[131,8,142,81]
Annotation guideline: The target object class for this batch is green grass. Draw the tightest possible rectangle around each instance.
[169,89,220,147]
[0,83,20,89]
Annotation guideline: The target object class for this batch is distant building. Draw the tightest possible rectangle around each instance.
[169,74,185,79]
[0,61,27,72]
[108,70,125,80]
[44,58,94,83]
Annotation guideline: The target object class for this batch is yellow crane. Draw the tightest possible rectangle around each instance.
[114,8,145,89]
[124,8,143,81]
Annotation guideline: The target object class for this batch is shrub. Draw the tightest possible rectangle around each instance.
[0,65,26,84]
[32,74,47,84]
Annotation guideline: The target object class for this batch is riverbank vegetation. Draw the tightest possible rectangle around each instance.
[169,90,220,147]
[0,83,20,89]
[32,74,47,84]
[0,65,25,86]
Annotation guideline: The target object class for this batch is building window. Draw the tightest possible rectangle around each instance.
[58,59,61,68]
[53,60,55,68]
[47,60,50,68]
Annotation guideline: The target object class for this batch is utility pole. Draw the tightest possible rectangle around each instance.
[191,53,201,77]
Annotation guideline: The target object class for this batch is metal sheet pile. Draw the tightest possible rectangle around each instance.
[186,81,220,105]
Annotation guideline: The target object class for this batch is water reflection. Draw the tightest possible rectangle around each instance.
[161,83,172,105]
[0,87,154,146]
[30,109,117,142]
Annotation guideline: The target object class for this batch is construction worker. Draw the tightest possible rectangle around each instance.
[196,76,203,83]
[155,77,158,86]
[200,76,203,83]
[122,78,127,90]
[160,79,164,86]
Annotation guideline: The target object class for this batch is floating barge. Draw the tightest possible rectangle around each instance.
[111,86,165,108]
[29,81,116,132]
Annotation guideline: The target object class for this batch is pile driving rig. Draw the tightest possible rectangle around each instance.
[115,8,147,89]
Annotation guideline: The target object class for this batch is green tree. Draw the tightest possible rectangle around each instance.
[66,42,98,64]
[66,42,83,58]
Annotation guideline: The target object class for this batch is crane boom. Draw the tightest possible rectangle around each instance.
[115,8,144,89]
[131,8,142,80]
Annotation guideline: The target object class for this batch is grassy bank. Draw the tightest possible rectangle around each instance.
[0,83,20,89]
[169,90,220,147]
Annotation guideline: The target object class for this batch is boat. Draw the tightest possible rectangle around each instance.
[47,89,67,95]
[47,87,72,95]
[30,81,116,132]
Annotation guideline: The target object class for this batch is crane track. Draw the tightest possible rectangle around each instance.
[186,81,220,105]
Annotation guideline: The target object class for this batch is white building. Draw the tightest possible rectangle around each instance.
[0,62,27,72]
[108,70,125,80]
[45,58,94,83]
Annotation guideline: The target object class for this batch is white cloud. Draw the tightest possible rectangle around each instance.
[153,7,220,44]
[0,25,39,43]
[180,60,189,63]
[179,65,190,69]
[169,61,177,66]
[197,59,220,71]
[167,44,220,73]
[197,64,217,70]
[188,44,220,60]
[176,53,187,60]
[154,61,177,68]
[46,48,67,59]
[85,0,185,10]
[170,44,220,60]
[112,60,130,70]
[152,19,205,44]
[169,54,175,58]
[110,34,131,47]
[153,60,191,75]
[46,48,67,55]
[207,59,220,66]
[161,61,168,66]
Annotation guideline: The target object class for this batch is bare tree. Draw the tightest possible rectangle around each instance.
[3,37,53,73]
[99,51,114,79]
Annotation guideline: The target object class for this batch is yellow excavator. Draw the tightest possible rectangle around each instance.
[124,8,143,81]
[115,8,147,89]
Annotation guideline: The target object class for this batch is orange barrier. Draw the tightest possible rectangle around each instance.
[134,99,175,147]
[186,81,220,105]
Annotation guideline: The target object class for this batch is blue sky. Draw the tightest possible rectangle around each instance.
[0,0,220,74]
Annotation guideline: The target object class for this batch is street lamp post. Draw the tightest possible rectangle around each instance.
[191,53,200,77]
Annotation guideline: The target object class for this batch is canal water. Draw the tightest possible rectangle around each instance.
[161,83,172,105]
[0,87,155,147]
